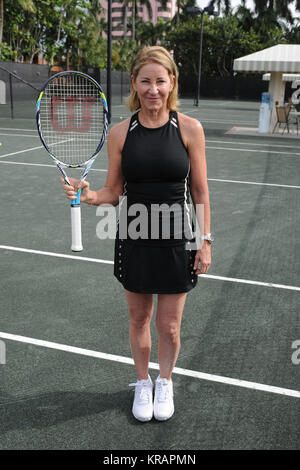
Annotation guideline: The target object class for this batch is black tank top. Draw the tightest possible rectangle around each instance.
[118,110,194,245]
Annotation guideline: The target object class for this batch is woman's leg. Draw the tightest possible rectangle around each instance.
[155,292,187,380]
[125,289,154,380]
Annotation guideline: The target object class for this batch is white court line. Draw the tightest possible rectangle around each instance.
[186,109,258,119]
[0,160,299,189]
[0,139,72,160]
[207,146,300,156]
[209,178,300,189]
[203,274,300,291]
[181,107,257,115]
[0,161,108,172]
[0,244,299,292]
[192,118,258,125]
[0,245,113,264]
[182,113,257,123]
[0,133,40,138]
[1,145,298,160]
[0,331,299,398]
[0,128,297,150]
[207,139,300,150]
[0,145,44,159]
[0,127,35,132]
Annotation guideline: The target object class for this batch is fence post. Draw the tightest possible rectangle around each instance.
[0,340,6,364]
[0,80,5,104]
[96,67,101,87]
[121,70,123,104]
[9,73,13,119]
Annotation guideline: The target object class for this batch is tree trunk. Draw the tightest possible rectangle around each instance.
[132,0,135,41]
[124,5,128,37]
[66,48,70,70]
[0,0,4,44]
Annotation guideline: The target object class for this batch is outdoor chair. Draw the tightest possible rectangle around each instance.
[273,105,299,135]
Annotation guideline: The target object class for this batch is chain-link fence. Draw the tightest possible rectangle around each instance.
[0,62,48,119]
[178,73,296,103]
[0,62,131,119]
[81,66,131,105]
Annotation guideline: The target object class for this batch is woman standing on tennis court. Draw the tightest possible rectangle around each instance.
[63,46,212,422]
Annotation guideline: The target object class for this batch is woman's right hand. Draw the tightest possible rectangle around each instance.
[61,177,90,203]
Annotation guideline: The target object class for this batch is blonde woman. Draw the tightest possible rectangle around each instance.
[63,46,212,422]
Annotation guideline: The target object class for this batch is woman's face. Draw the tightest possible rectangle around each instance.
[132,62,174,113]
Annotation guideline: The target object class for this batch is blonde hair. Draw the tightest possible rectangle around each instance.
[127,46,179,112]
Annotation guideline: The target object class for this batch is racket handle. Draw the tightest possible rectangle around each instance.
[71,205,83,251]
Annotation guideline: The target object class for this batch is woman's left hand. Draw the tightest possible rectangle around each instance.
[193,241,211,275]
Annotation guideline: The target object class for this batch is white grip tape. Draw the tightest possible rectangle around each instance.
[71,205,83,252]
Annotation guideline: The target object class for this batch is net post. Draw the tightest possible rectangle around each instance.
[9,73,13,119]
[96,68,101,87]
[121,70,123,104]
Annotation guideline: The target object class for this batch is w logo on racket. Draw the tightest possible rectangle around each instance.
[50,96,96,133]
[36,70,109,252]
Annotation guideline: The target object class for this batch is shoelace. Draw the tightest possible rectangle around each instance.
[155,379,171,403]
[129,380,152,404]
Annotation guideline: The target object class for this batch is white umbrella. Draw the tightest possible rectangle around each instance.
[233,44,300,132]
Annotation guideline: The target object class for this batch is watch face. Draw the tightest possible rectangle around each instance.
[204,235,214,242]
[202,234,214,243]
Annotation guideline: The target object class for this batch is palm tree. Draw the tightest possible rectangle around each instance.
[120,0,153,40]
[136,16,171,45]
[233,0,297,29]
[121,0,172,40]
[235,1,256,30]
[173,0,197,26]
[252,0,296,25]
[121,0,132,38]
[207,0,232,16]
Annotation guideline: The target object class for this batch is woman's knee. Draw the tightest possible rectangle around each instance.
[127,296,154,329]
[156,319,181,343]
[130,310,152,330]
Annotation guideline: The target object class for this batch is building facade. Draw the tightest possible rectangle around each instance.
[99,0,178,38]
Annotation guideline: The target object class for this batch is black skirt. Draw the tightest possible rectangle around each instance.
[113,236,198,294]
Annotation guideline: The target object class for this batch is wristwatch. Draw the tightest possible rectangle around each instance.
[201,233,214,244]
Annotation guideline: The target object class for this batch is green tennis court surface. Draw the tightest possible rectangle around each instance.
[0,98,299,450]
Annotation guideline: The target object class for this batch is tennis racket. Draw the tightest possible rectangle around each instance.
[36,71,108,251]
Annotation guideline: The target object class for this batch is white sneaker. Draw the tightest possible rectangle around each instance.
[154,376,174,421]
[129,375,153,422]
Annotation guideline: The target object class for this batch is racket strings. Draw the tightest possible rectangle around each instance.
[40,74,105,166]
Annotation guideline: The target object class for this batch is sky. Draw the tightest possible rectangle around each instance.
[196,0,254,13]
[196,0,298,16]
[228,0,255,13]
